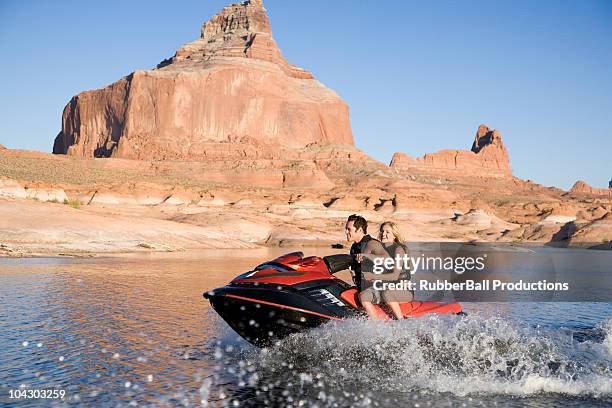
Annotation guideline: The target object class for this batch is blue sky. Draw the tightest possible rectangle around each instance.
[0,0,610,190]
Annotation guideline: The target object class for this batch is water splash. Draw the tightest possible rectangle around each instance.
[257,314,612,397]
[603,318,612,357]
[207,313,612,407]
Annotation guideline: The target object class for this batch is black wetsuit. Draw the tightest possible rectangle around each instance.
[349,234,378,292]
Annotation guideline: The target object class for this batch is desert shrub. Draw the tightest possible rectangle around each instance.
[63,198,81,209]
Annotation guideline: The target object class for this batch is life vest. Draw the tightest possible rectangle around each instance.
[382,242,410,280]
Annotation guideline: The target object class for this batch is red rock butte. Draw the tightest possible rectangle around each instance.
[570,180,612,197]
[53,0,354,159]
[390,125,512,177]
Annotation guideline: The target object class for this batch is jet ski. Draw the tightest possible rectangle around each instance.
[204,252,463,346]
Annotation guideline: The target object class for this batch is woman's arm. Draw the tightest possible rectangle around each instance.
[359,241,388,280]
[376,245,405,281]
[361,243,405,281]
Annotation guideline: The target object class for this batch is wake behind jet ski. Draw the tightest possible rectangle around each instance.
[204,252,463,346]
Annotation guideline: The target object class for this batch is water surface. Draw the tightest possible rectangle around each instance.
[0,248,610,407]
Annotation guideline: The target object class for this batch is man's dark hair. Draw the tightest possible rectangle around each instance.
[347,214,367,233]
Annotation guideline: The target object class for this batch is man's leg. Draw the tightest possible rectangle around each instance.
[359,289,385,320]
[363,301,384,320]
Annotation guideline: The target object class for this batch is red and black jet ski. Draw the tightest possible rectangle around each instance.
[204,252,462,346]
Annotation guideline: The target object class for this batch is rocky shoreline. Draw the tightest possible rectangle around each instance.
[2,148,610,258]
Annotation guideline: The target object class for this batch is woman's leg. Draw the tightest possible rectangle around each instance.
[387,302,404,320]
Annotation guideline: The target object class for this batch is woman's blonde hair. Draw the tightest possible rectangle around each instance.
[379,221,405,245]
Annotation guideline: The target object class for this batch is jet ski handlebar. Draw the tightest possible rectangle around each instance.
[322,254,354,274]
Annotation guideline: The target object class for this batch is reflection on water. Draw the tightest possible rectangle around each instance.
[0,248,610,407]
[0,248,296,407]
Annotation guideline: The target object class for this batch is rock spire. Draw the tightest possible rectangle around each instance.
[53,0,354,159]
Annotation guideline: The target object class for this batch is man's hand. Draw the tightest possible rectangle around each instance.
[356,253,374,263]
[363,272,376,281]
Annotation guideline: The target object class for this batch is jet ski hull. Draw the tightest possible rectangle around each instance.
[206,290,339,347]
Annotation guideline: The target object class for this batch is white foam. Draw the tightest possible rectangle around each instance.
[254,314,612,398]
[603,318,612,357]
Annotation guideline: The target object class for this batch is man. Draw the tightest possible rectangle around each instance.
[344,214,388,319]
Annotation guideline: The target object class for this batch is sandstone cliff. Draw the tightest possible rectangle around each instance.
[390,124,512,177]
[53,0,354,159]
[569,180,612,197]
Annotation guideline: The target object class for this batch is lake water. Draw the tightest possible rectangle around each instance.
[0,248,610,407]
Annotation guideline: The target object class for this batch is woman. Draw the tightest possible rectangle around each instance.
[361,221,412,320]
